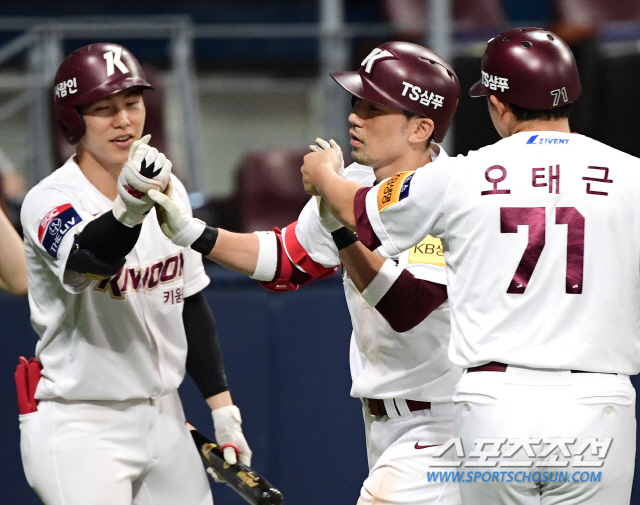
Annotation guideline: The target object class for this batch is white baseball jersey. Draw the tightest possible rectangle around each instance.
[362,131,640,373]
[21,156,210,401]
[292,146,461,402]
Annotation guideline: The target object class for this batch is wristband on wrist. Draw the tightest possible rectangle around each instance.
[191,226,219,256]
[331,227,359,251]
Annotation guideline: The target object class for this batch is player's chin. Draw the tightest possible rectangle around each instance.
[107,144,130,165]
[351,149,371,167]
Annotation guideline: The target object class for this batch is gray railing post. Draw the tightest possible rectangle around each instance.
[427,0,454,154]
[319,0,350,147]
[169,20,203,191]
[27,27,62,185]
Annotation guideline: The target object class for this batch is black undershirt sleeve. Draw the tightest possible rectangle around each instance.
[183,290,229,399]
[76,211,142,264]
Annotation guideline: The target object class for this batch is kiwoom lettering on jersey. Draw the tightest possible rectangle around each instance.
[39,204,83,259]
[95,252,184,299]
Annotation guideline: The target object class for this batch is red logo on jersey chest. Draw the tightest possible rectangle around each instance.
[38,203,73,242]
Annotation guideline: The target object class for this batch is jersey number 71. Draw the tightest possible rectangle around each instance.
[500,207,584,294]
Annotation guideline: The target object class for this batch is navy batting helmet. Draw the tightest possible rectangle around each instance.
[54,43,153,145]
[331,41,460,143]
[469,27,581,110]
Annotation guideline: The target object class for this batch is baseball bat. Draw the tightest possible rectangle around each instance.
[188,424,283,505]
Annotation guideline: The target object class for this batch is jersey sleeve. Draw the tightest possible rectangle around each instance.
[21,186,95,294]
[170,176,210,297]
[294,196,341,268]
[358,160,454,257]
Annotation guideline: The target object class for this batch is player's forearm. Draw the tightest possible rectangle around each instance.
[206,390,233,411]
[339,241,386,292]
[206,229,260,276]
[315,171,361,231]
[183,291,230,399]
[357,258,449,332]
[0,207,27,295]
[376,273,448,332]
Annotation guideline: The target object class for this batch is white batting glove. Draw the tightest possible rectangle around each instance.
[316,196,343,233]
[309,138,345,232]
[112,134,172,227]
[309,138,345,176]
[148,183,206,247]
[212,405,252,466]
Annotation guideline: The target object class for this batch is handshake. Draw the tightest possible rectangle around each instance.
[113,135,348,245]
[112,134,206,247]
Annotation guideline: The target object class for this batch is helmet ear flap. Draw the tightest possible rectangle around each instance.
[56,103,85,145]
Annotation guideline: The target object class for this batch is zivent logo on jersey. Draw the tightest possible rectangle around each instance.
[481,71,509,92]
[95,252,184,299]
[401,82,444,109]
[39,204,82,259]
[377,171,415,212]
[526,135,570,145]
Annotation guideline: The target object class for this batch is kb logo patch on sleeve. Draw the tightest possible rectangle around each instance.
[377,171,415,212]
[409,235,445,267]
[38,203,82,259]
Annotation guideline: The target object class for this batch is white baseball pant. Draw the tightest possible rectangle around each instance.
[454,366,636,505]
[358,401,462,505]
[20,389,212,505]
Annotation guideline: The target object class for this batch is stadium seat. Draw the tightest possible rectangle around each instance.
[235,149,310,232]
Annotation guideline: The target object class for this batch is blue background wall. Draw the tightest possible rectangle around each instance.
[2,266,640,505]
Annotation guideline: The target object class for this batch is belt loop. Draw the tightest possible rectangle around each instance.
[383,399,400,419]
[394,398,412,417]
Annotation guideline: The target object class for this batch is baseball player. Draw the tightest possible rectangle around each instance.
[301,28,637,505]
[0,204,27,295]
[18,43,250,505]
[146,41,463,505]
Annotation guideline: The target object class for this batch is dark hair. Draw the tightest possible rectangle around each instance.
[402,110,434,147]
[508,102,572,122]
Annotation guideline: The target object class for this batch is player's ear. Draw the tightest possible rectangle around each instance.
[407,117,434,146]
[489,95,509,119]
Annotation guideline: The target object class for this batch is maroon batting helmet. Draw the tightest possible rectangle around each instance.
[54,42,153,145]
[469,27,581,110]
[331,41,460,143]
